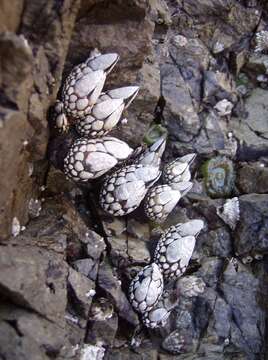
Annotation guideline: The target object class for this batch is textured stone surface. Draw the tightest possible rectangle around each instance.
[0,0,268,359]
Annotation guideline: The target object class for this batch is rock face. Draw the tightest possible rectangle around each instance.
[0,0,267,359]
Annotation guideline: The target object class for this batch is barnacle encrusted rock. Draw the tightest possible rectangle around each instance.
[61,52,119,119]
[64,136,133,181]
[142,289,179,329]
[162,154,196,190]
[75,86,139,137]
[128,263,164,314]
[154,220,204,279]
[99,138,166,216]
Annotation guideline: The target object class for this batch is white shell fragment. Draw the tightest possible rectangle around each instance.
[76,86,139,137]
[255,30,268,53]
[129,263,164,314]
[100,138,166,216]
[154,220,204,279]
[216,197,240,230]
[64,137,133,181]
[144,185,181,223]
[176,275,206,298]
[62,52,119,119]
[142,290,179,329]
[214,99,233,117]
[162,154,196,190]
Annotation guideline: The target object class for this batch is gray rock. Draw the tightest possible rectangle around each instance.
[73,258,99,281]
[161,63,201,142]
[234,194,268,257]
[220,261,265,357]
[97,259,139,326]
[0,303,66,358]
[86,311,118,347]
[68,268,95,318]
[0,245,68,325]
[231,88,268,160]
[0,321,49,360]
[237,162,268,194]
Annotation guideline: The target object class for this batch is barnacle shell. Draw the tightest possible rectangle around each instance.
[176,275,206,298]
[144,185,181,223]
[64,136,133,181]
[136,136,166,168]
[216,197,240,230]
[162,154,196,190]
[202,156,235,198]
[76,86,139,137]
[144,182,193,223]
[142,289,179,329]
[99,163,161,216]
[62,52,119,119]
[100,138,166,216]
[129,263,164,314]
[154,220,204,279]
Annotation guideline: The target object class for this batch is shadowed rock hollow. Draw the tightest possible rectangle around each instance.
[0,0,267,359]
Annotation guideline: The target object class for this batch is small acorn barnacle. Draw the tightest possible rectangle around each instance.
[128,263,164,314]
[63,136,133,182]
[154,220,204,279]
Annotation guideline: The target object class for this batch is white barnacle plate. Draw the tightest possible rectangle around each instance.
[64,136,133,181]
[144,184,182,223]
[142,290,179,329]
[99,163,161,216]
[216,197,240,230]
[76,86,139,137]
[162,153,196,187]
[62,52,119,119]
[129,263,164,314]
[136,136,167,168]
[154,220,204,279]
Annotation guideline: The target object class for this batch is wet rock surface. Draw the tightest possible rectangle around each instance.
[0,0,268,359]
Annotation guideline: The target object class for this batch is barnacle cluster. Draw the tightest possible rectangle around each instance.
[254,30,268,53]
[52,50,205,329]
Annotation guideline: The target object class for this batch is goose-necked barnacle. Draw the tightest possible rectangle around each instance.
[63,136,133,182]
[162,153,196,190]
[99,138,166,216]
[135,136,167,168]
[154,220,204,279]
[61,51,119,120]
[202,156,235,198]
[75,86,139,137]
[99,163,161,216]
[142,289,179,329]
[128,263,164,314]
[144,182,193,223]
